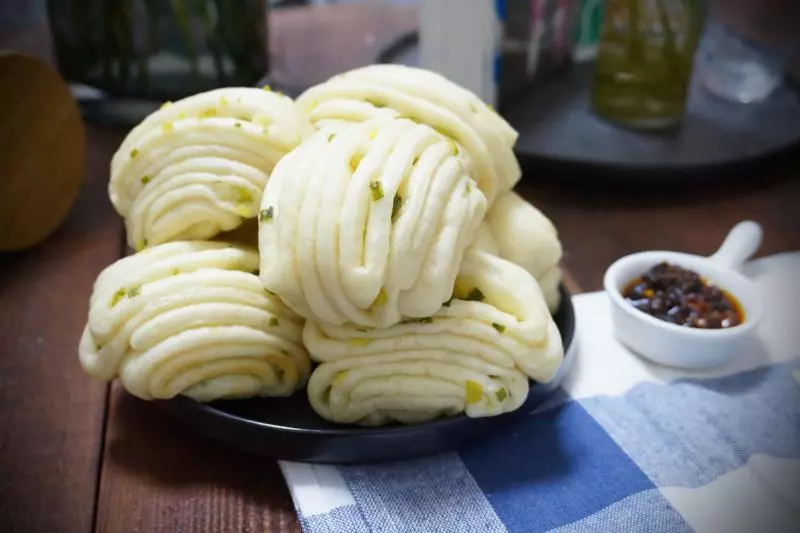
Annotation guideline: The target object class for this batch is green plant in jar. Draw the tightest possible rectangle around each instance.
[591,0,707,129]
[47,0,268,102]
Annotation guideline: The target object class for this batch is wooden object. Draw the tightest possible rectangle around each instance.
[0,52,85,251]
[0,125,123,533]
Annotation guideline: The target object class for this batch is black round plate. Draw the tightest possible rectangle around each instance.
[157,285,577,464]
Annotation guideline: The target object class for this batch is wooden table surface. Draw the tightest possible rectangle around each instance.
[1,4,799,533]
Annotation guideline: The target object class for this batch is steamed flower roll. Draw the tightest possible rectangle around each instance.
[258,117,487,328]
[483,191,564,311]
[110,88,314,250]
[303,250,564,426]
[297,64,520,204]
[79,241,310,401]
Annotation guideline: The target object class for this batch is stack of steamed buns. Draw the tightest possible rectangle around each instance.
[79,66,565,427]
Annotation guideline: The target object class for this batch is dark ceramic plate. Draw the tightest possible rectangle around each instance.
[157,285,577,464]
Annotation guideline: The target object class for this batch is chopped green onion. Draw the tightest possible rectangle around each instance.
[465,180,473,195]
[234,122,242,128]
[201,108,217,118]
[495,388,508,402]
[465,380,483,404]
[492,323,505,333]
[391,195,404,222]
[110,289,126,307]
[236,186,253,203]
[259,206,274,222]
[269,317,279,327]
[172,268,180,276]
[350,153,363,172]
[141,176,150,185]
[128,286,141,298]
[237,115,250,121]
[369,180,384,201]
[130,148,139,158]
[349,338,371,347]
[448,139,458,155]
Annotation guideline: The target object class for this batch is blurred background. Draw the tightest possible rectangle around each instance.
[2,0,798,183]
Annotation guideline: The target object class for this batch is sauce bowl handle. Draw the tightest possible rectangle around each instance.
[709,221,763,271]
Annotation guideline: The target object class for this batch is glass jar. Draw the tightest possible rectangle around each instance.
[591,0,707,130]
[47,0,268,124]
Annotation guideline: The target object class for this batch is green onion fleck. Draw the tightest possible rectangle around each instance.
[128,286,141,298]
[495,388,508,402]
[349,338,371,347]
[172,268,180,276]
[264,288,276,296]
[369,180,384,201]
[259,206,274,222]
[350,153,363,172]
[236,186,253,203]
[391,195,403,222]
[141,176,150,185]
[234,122,242,128]
[269,317,279,327]
[110,289,126,307]
[492,323,505,333]
[465,380,483,404]
[465,180,473,195]
[130,148,139,158]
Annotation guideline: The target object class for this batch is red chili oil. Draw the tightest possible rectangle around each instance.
[622,262,744,329]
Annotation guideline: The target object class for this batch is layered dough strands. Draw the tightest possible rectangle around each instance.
[259,118,487,329]
[479,191,564,312]
[304,250,564,426]
[297,64,520,204]
[79,241,310,402]
[110,88,314,250]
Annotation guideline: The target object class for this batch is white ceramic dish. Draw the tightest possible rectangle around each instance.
[603,221,764,369]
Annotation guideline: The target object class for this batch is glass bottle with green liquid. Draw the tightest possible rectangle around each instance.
[591,0,707,129]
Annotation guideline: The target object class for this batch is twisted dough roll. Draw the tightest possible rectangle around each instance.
[110,88,314,250]
[304,250,564,426]
[79,241,310,402]
[259,118,487,328]
[297,65,520,204]
[482,191,563,311]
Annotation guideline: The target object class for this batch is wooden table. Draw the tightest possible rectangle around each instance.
[1,4,799,533]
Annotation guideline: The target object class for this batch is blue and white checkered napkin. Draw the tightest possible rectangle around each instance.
[280,253,800,533]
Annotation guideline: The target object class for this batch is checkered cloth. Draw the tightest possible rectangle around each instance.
[280,253,800,533]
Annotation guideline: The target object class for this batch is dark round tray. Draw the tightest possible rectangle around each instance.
[157,285,577,464]
[378,32,800,183]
